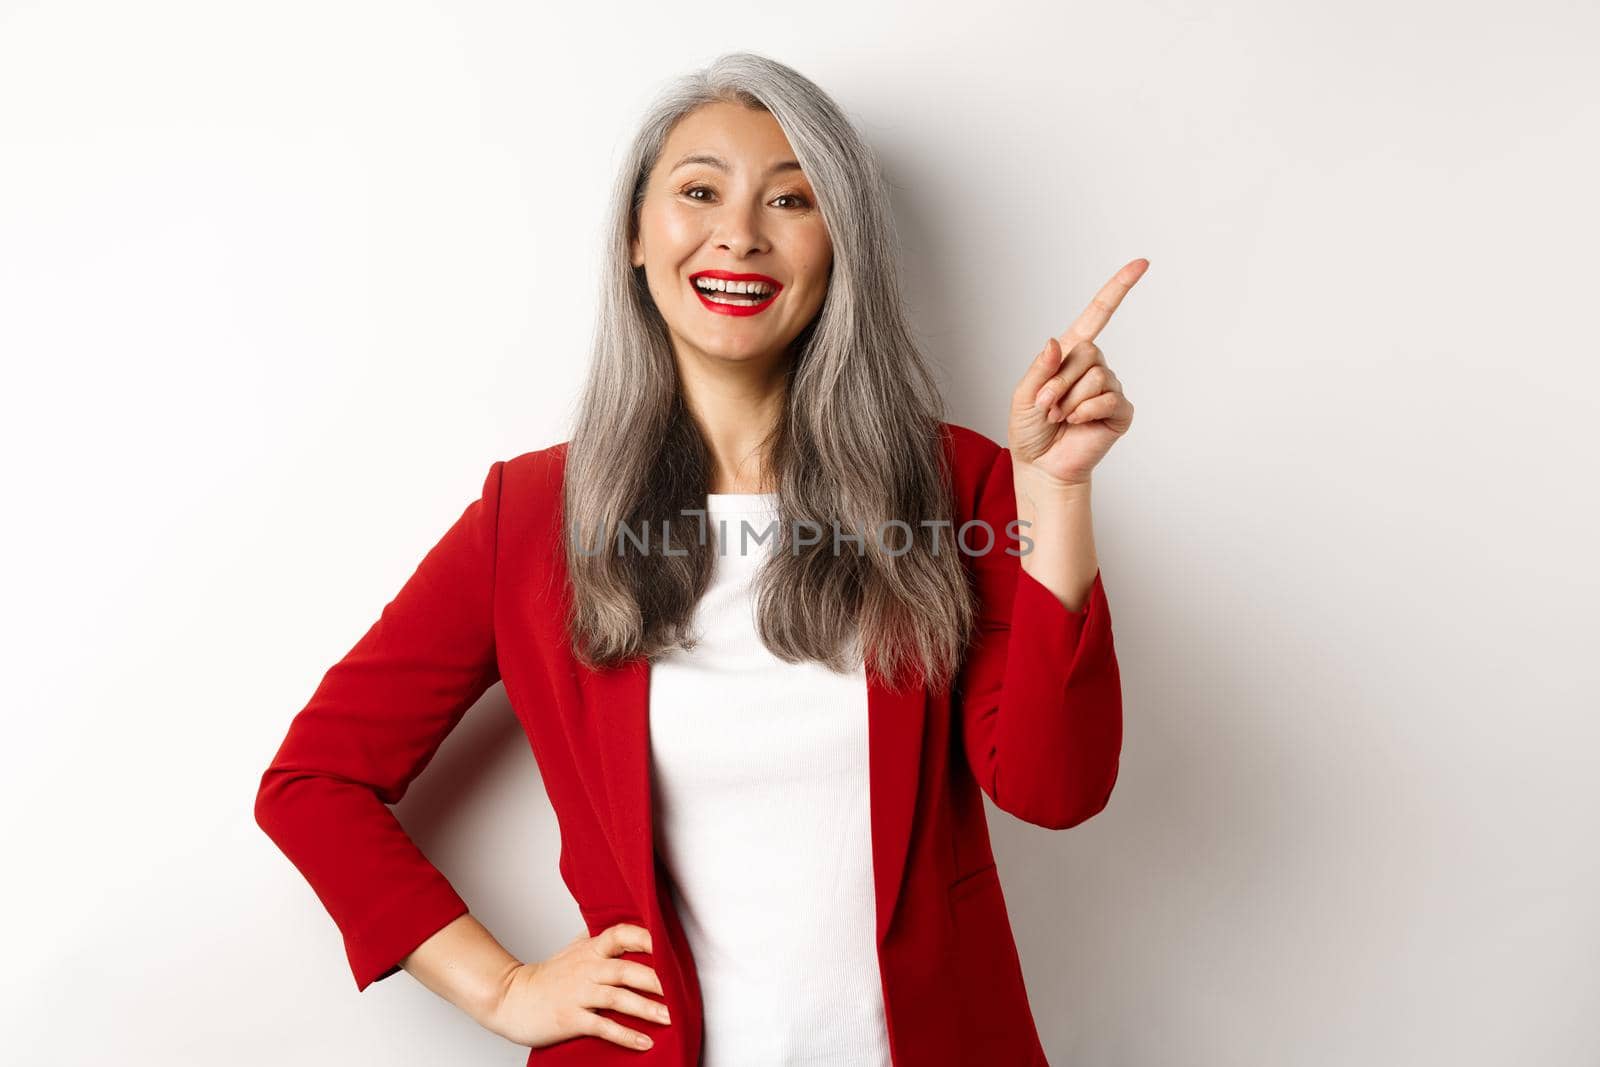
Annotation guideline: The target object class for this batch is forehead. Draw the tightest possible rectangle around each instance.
[659,101,806,179]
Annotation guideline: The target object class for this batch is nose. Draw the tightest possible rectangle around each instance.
[713,200,770,258]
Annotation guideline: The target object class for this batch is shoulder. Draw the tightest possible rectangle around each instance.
[501,440,569,494]
[936,421,1009,518]
[937,420,1004,466]
[474,441,569,541]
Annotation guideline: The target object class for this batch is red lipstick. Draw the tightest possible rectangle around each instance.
[688,269,782,317]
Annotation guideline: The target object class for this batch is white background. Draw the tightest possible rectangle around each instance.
[2,1,1597,1064]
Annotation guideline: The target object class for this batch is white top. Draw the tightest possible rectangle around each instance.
[648,493,892,1065]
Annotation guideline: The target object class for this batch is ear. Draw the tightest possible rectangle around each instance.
[630,235,643,269]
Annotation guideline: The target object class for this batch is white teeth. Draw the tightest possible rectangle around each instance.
[693,277,775,296]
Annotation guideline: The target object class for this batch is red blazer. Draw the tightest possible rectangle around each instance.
[255,421,1123,1066]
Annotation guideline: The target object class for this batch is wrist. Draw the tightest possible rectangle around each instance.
[471,957,526,1027]
[1012,462,1092,508]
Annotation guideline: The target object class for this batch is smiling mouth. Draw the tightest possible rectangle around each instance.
[690,278,780,307]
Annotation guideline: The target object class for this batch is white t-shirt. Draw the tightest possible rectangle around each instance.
[648,492,893,1066]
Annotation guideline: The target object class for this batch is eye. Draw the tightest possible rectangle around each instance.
[680,185,812,210]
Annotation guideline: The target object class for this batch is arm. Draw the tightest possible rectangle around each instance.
[1014,459,1097,614]
[254,460,507,993]
[400,912,523,1024]
[955,445,1123,830]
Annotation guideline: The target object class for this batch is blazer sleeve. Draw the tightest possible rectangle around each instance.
[955,445,1122,830]
[254,460,504,991]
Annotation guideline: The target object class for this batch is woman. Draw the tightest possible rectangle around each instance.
[256,51,1142,1066]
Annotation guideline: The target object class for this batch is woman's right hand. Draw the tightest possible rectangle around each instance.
[479,923,672,1052]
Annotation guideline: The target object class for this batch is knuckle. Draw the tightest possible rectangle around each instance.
[615,990,652,1019]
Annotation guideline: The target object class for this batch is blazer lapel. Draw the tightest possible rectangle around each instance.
[866,665,928,945]
[599,656,928,949]
[597,655,657,914]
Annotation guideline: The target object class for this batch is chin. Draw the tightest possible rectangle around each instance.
[703,339,785,363]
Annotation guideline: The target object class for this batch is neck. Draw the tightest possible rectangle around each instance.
[675,345,788,495]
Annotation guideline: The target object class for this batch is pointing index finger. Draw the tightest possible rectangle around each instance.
[1059,258,1149,349]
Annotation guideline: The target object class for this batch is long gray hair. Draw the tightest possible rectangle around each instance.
[562,51,976,692]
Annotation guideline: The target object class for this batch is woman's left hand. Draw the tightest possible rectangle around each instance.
[1009,258,1147,490]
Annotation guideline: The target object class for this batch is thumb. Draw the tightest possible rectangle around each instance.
[1013,337,1065,409]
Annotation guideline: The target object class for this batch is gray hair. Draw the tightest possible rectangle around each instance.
[562,51,975,692]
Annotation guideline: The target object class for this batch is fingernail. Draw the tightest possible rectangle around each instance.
[636,1034,653,1048]
[659,1006,672,1023]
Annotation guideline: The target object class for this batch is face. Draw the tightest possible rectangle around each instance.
[630,101,833,370]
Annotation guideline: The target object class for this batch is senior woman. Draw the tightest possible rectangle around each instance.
[256,50,1143,1067]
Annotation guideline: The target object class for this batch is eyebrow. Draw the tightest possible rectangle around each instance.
[669,152,804,178]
